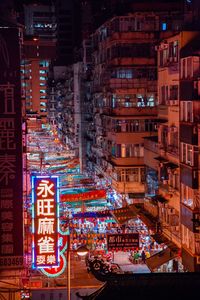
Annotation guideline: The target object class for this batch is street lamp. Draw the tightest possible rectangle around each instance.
[76,246,89,257]
[67,244,89,300]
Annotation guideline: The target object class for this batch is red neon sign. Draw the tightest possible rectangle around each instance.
[32,176,59,268]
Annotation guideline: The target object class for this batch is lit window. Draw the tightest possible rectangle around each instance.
[162,22,167,31]
[40,76,46,81]
[39,70,46,74]
[39,61,49,67]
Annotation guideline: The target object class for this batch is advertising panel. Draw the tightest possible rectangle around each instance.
[32,176,59,268]
[107,233,139,251]
[0,27,23,268]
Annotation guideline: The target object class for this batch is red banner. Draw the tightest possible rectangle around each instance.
[60,190,106,202]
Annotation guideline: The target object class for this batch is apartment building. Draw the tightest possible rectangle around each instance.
[21,37,56,120]
[179,34,200,271]
[157,32,199,249]
[143,32,200,272]
[85,11,185,202]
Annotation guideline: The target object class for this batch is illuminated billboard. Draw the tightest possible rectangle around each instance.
[32,176,59,268]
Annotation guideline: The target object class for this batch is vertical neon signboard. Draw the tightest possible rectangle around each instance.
[32,176,59,268]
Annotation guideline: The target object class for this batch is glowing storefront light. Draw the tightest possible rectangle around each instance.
[32,175,59,269]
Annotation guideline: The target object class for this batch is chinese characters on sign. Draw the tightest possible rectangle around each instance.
[107,233,139,251]
[0,28,23,268]
[32,176,59,268]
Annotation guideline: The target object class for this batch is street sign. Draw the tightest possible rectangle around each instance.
[107,233,139,251]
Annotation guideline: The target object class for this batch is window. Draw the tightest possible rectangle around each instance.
[180,101,193,122]
[182,58,186,79]
[39,70,46,74]
[159,49,168,67]
[162,22,167,31]
[169,172,179,190]
[160,86,168,104]
[39,60,49,67]
[115,143,144,157]
[181,143,195,166]
[40,76,46,81]
[119,168,139,182]
[169,85,178,100]
[145,120,157,132]
[115,120,142,132]
[181,183,194,208]
[116,69,133,79]
[187,57,192,78]
[141,168,145,183]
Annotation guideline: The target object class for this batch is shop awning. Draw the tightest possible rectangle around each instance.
[146,247,178,272]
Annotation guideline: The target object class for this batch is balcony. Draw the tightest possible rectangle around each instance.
[103,78,157,92]
[180,80,200,101]
[107,57,156,67]
[105,31,155,44]
[144,136,158,153]
[167,145,179,157]
[112,179,145,194]
[180,165,198,189]
[106,106,157,117]
[110,156,144,166]
[158,105,168,120]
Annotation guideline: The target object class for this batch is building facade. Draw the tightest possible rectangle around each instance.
[85,10,185,202]
[179,34,200,271]
[21,37,56,120]
[24,3,56,40]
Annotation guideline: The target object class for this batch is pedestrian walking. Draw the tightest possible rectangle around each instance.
[134,250,140,264]
[141,250,146,263]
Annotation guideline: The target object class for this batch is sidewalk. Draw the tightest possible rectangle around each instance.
[113,251,150,273]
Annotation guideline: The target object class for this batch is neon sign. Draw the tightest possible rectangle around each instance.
[40,230,69,278]
[32,176,59,269]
